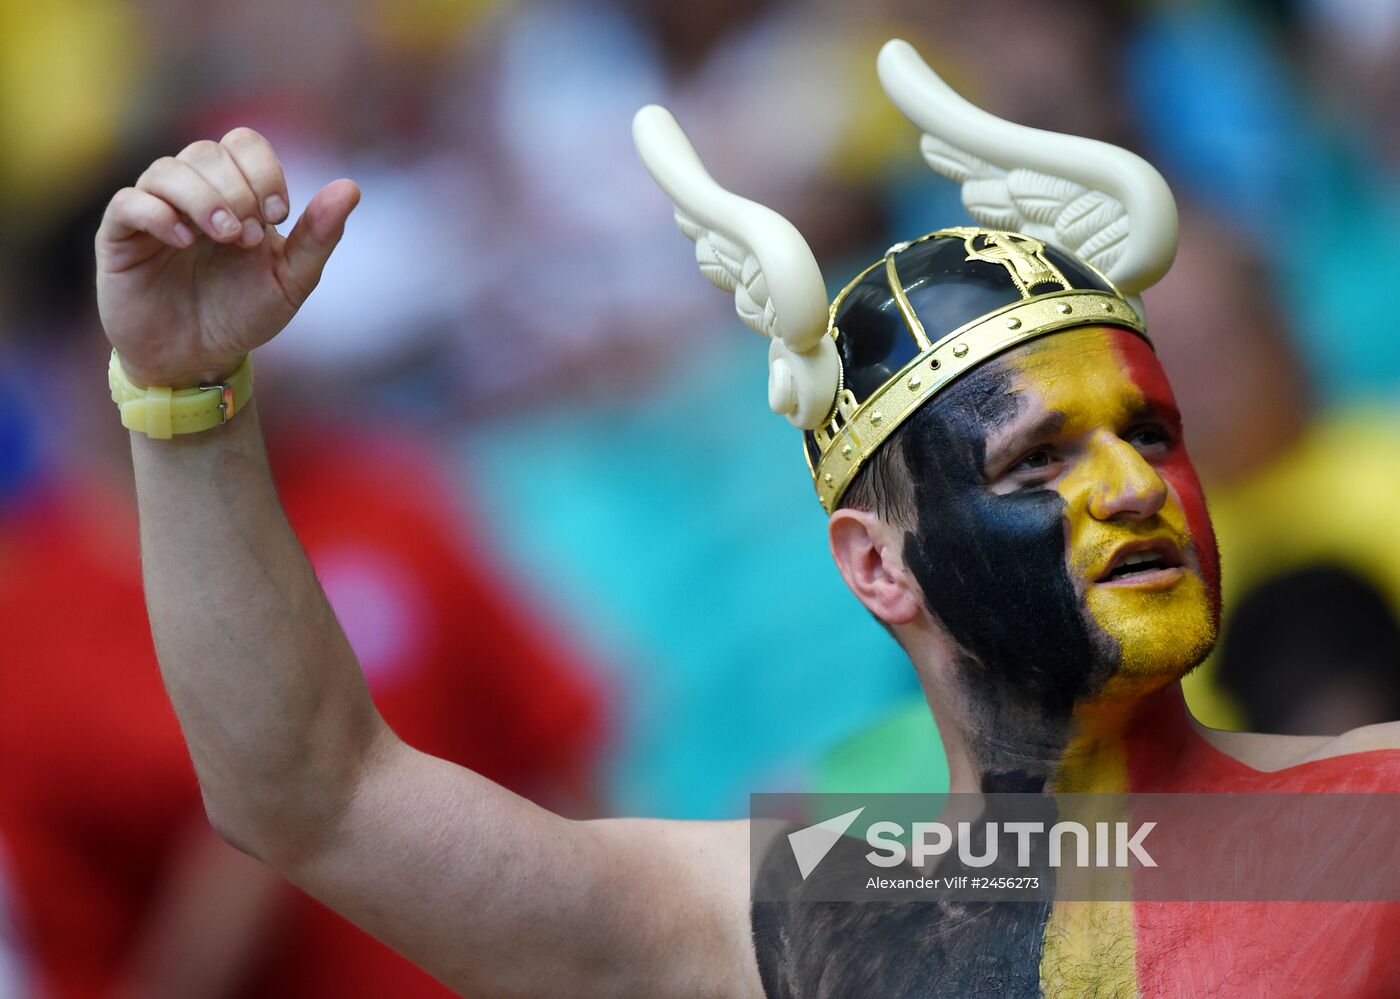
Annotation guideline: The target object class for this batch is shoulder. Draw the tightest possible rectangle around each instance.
[1304,721,1400,768]
[1193,726,1331,771]
[1197,721,1400,789]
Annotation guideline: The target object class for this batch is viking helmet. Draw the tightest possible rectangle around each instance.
[633,39,1178,512]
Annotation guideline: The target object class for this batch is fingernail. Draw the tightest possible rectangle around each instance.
[211,209,239,237]
[239,218,264,247]
[263,195,287,222]
[173,222,195,246]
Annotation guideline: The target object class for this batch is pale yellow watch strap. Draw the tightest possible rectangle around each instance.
[108,350,254,439]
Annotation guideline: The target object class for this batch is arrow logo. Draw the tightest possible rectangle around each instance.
[787,807,865,880]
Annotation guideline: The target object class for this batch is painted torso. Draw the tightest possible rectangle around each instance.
[752,327,1400,995]
[1114,710,1400,998]
[752,718,1400,998]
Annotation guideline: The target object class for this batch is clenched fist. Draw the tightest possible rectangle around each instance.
[96,127,359,388]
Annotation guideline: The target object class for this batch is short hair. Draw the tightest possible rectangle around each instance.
[834,341,1024,525]
[836,415,917,525]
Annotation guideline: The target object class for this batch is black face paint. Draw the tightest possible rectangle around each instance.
[752,796,1062,998]
[896,359,1118,790]
[750,360,1135,998]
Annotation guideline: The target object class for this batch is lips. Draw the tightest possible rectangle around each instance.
[1094,539,1185,587]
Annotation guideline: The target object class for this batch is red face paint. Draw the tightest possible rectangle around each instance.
[1108,330,1221,623]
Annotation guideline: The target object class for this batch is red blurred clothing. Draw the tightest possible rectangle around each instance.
[0,428,604,999]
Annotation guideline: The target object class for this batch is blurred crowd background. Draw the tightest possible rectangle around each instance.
[2,0,1400,994]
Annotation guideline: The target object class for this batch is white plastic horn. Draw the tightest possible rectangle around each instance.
[632,105,839,429]
[877,39,1179,296]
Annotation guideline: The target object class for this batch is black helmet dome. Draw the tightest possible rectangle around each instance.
[804,227,1147,511]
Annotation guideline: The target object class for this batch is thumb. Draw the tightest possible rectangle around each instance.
[282,179,360,303]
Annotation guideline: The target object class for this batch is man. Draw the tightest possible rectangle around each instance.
[95,38,1400,997]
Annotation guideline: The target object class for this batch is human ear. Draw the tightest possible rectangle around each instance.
[828,508,923,626]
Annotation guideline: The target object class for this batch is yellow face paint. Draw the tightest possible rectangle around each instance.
[1001,327,1218,698]
[896,321,1220,800]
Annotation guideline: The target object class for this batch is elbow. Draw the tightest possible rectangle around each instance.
[202,795,270,861]
[199,720,400,869]
[202,790,343,870]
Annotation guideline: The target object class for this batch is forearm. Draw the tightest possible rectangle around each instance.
[98,133,759,992]
[131,401,386,860]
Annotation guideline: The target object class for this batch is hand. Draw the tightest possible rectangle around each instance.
[96,128,360,388]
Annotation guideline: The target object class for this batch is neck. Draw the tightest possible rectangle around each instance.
[932,677,1195,794]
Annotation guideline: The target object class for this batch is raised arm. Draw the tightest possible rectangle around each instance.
[96,129,761,999]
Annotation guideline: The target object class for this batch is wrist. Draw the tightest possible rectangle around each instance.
[115,353,247,391]
[109,350,254,439]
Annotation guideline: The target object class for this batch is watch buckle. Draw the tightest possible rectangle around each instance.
[201,380,238,423]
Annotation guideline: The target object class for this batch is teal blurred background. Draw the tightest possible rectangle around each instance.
[2,0,1400,995]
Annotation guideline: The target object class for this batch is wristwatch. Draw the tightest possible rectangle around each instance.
[107,350,254,439]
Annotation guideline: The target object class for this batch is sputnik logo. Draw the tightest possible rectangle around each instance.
[786,808,1159,880]
[787,807,865,880]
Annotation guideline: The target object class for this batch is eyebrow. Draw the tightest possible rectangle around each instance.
[981,396,1184,474]
[1124,398,1183,430]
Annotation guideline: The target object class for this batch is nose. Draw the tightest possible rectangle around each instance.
[1085,434,1168,522]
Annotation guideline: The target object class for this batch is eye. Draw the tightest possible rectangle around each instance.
[1127,423,1174,452]
[999,446,1063,488]
[1013,448,1054,471]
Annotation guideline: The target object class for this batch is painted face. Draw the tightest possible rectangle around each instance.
[899,326,1220,722]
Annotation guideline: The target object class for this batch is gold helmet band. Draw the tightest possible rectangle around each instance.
[804,228,1148,513]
